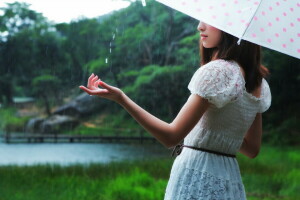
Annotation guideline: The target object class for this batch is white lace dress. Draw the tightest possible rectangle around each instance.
[164,59,271,200]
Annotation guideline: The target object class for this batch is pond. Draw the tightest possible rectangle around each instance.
[0,142,171,166]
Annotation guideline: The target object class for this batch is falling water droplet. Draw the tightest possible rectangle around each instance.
[141,0,146,7]
[105,58,108,63]
[110,48,112,53]
[112,33,115,40]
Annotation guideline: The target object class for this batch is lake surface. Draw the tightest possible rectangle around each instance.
[0,142,171,166]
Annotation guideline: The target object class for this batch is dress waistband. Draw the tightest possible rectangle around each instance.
[171,144,236,158]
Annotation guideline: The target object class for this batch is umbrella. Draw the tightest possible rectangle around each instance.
[156,0,300,59]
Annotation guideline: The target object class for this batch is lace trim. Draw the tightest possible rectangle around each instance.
[188,60,244,108]
[165,168,246,200]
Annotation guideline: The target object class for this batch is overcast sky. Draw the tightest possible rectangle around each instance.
[0,0,132,23]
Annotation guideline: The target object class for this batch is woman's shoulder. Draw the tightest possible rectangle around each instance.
[188,59,245,108]
[198,59,241,77]
[202,59,237,68]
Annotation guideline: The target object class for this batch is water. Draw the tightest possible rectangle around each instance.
[0,142,170,166]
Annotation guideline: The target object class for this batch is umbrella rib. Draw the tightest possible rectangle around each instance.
[237,0,263,45]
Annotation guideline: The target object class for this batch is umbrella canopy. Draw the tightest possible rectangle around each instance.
[156,0,300,59]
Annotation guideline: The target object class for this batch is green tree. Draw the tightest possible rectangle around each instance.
[0,2,62,105]
[32,75,61,116]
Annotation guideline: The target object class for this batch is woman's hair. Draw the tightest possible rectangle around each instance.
[200,31,269,93]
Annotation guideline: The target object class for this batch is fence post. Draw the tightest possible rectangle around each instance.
[5,130,10,143]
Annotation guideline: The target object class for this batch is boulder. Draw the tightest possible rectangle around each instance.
[40,115,79,134]
[25,117,45,133]
[25,115,79,134]
[54,93,106,117]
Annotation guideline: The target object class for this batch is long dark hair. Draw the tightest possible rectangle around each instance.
[200,31,269,93]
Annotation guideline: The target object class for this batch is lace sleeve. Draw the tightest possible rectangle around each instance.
[187,60,244,108]
[258,79,272,113]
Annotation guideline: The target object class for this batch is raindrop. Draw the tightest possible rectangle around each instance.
[141,0,146,7]
[112,33,115,40]
[105,58,108,64]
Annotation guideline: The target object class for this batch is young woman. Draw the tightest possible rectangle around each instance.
[79,21,271,199]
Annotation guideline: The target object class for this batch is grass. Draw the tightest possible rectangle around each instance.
[239,145,300,200]
[0,107,31,133]
[0,146,298,200]
[63,112,146,136]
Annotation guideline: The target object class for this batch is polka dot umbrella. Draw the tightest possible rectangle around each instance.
[156,0,300,59]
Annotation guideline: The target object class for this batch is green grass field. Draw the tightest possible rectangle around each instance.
[0,145,298,200]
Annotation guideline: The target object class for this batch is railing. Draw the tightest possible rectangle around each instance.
[1,132,157,144]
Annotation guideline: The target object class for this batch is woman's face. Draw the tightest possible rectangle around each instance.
[197,22,222,48]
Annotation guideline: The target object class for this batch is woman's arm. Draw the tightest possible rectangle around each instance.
[79,74,209,148]
[239,113,262,158]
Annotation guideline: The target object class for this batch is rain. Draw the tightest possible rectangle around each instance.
[0,0,299,199]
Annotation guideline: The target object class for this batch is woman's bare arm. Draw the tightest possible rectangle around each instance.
[79,74,209,148]
[239,113,262,158]
[118,91,209,147]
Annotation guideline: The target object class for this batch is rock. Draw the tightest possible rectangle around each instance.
[54,93,106,117]
[25,118,45,133]
[40,115,79,134]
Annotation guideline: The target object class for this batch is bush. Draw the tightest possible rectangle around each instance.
[0,107,30,133]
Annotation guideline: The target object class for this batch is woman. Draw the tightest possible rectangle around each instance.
[79,21,271,199]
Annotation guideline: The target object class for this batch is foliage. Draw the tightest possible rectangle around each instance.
[102,169,166,200]
[32,75,62,115]
[263,117,300,146]
[122,65,191,119]
[0,107,30,133]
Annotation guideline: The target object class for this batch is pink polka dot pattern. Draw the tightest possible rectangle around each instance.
[156,0,300,58]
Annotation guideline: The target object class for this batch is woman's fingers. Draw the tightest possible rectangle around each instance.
[87,73,94,87]
[90,75,98,87]
[79,85,109,95]
[99,81,114,91]
[94,79,101,88]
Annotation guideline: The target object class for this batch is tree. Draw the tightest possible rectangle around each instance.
[32,75,61,116]
[0,2,57,105]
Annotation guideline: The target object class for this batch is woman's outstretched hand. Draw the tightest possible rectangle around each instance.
[79,73,123,103]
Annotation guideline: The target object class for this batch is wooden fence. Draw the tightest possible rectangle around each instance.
[1,133,157,144]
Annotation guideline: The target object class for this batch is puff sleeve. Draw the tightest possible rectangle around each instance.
[258,79,272,113]
[188,60,244,108]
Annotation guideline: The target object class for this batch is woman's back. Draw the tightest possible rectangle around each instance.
[185,59,271,154]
